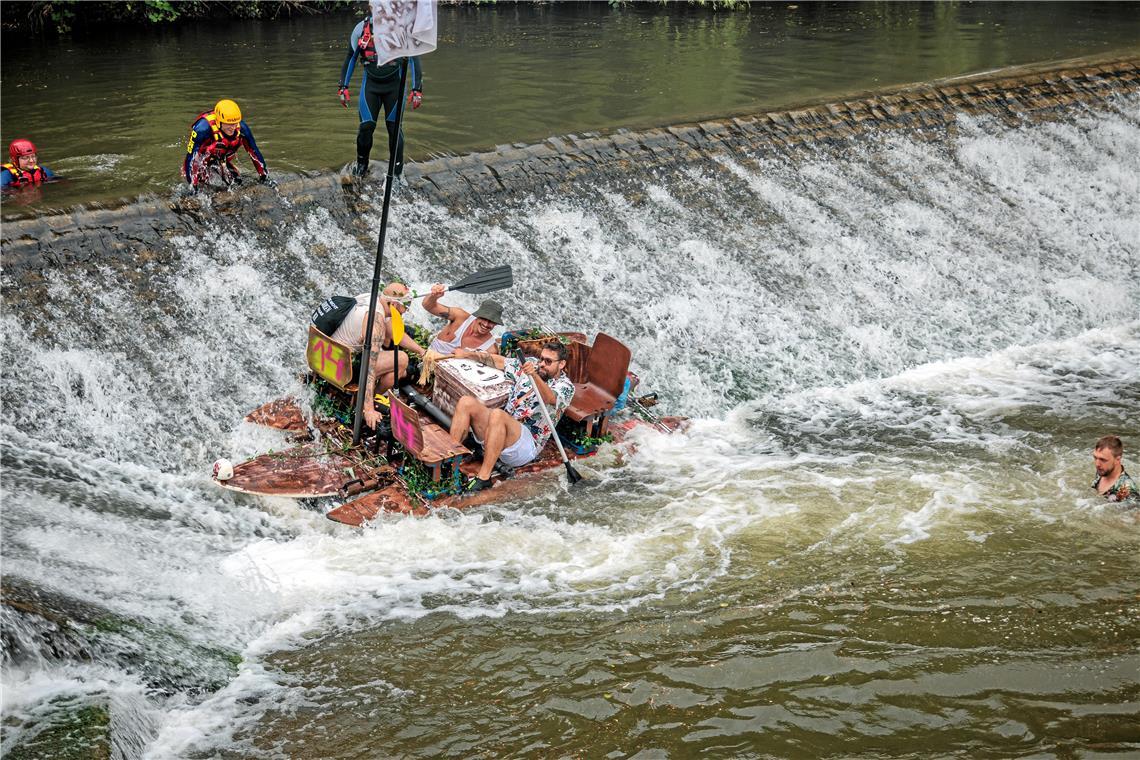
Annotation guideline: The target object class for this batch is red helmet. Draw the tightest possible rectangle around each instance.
[9,139,37,162]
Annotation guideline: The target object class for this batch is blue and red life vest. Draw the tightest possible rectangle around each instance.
[191,111,243,158]
[1,162,49,188]
[358,17,378,63]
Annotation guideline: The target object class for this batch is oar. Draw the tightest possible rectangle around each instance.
[519,354,583,486]
[442,265,513,295]
[352,59,410,445]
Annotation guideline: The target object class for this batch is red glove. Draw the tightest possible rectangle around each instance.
[407,89,423,110]
[338,86,350,108]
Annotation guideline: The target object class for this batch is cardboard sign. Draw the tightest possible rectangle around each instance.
[307,325,354,390]
[388,394,424,454]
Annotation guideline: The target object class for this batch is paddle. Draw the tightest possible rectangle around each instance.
[387,303,405,457]
[441,265,513,295]
[352,60,409,445]
[519,353,583,486]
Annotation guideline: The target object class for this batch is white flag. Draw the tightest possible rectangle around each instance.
[368,0,437,66]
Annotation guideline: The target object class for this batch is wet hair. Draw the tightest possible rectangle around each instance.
[1095,435,1123,458]
[541,340,568,362]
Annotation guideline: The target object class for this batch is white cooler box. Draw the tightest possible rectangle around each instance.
[432,359,513,415]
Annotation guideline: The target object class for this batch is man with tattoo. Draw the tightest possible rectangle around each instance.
[417,285,501,384]
[323,282,427,429]
[449,341,576,491]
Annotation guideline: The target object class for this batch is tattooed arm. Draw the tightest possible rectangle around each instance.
[455,348,506,369]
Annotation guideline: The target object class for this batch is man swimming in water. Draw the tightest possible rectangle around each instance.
[1092,435,1137,504]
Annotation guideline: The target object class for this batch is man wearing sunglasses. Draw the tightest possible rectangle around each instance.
[450,341,576,491]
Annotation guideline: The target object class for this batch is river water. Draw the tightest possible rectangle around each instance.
[2,2,1139,214]
[3,4,1140,760]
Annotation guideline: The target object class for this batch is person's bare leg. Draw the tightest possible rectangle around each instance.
[371,352,408,396]
[477,411,523,481]
[450,395,488,444]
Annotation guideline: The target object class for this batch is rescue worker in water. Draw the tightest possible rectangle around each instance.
[183,99,275,191]
[338,13,424,178]
[1,139,56,190]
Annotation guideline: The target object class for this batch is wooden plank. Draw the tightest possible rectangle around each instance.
[326,484,425,525]
[388,395,425,454]
[390,395,470,465]
[244,397,307,432]
[419,422,470,462]
[306,325,356,390]
[216,444,360,497]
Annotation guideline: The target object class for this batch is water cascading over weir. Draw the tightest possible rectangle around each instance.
[3,56,1137,280]
[1,55,1137,758]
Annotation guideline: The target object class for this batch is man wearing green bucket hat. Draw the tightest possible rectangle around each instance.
[417,284,503,384]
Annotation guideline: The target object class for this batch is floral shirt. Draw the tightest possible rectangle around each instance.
[1093,471,1139,504]
[502,358,575,452]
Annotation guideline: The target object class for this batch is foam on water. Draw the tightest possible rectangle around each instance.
[3,99,1138,756]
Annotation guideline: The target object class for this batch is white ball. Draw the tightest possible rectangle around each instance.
[213,458,234,481]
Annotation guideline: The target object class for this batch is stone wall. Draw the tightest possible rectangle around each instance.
[3,55,1137,282]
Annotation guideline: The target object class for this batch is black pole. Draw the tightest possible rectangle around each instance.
[352,60,410,445]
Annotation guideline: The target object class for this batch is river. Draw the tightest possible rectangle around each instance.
[1,2,1139,214]
[2,3,1140,759]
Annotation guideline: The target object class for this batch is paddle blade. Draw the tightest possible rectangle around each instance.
[565,461,584,485]
[447,265,513,295]
[390,304,405,344]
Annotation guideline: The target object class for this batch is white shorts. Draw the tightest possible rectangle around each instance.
[498,426,539,468]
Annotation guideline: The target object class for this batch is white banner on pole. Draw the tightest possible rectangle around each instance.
[368,0,438,66]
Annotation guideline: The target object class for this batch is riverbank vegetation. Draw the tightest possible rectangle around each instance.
[2,0,747,34]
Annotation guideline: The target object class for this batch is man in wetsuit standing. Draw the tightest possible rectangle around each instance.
[338,13,424,178]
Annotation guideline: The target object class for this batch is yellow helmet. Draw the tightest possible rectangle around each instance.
[214,99,242,125]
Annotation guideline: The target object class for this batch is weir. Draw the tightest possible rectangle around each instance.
[2,48,1138,757]
[2,55,1137,287]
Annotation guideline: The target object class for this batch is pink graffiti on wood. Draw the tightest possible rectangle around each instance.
[311,338,347,382]
[390,400,416,449]
[389,396,424,453]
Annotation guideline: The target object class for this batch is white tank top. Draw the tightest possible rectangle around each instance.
[430,315,496,355]
[330,293,372,348]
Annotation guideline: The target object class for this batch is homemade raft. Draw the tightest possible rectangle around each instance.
[216,325,685,525]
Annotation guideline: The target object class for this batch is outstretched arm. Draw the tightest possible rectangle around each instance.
[399,332,426,357]
[421,283,469,324]
[240,124,268,177]
[455,348,506,370]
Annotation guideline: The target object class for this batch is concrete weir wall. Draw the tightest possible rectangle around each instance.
[2,55,1137,286]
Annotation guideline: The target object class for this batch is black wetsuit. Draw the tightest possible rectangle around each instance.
[340,18,424,176]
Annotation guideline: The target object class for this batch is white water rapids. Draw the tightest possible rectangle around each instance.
[2,99,1138,757]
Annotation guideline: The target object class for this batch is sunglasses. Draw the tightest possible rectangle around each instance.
[538,356,560,365]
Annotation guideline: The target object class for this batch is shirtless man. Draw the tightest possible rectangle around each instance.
[422,285,502,356]
[1092,435,1137,504]
[328,282,427,428]
[417,285,502,383]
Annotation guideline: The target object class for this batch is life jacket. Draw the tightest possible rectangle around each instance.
[2,162,48,188]
[357,16,377,63]
[192,111,243,158]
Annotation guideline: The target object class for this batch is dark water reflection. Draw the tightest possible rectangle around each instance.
[2,2,1139,215]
